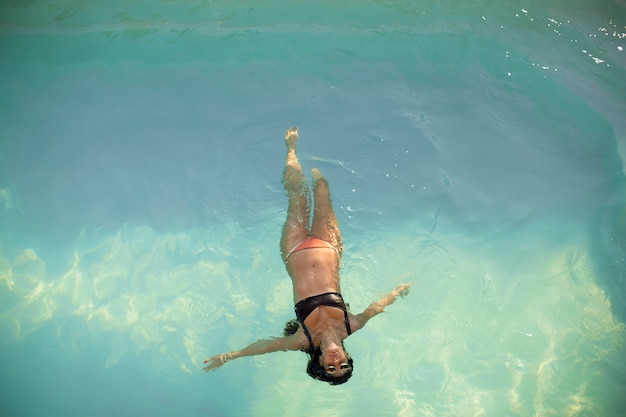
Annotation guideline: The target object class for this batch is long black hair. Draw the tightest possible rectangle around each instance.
[283,319,354,385]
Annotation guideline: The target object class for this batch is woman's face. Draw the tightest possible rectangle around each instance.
[321,342,351,376]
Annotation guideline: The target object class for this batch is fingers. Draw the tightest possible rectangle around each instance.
[396,283,412,297]
[202,362,217,372]
[202,357,217,372]
[202,354,227,372]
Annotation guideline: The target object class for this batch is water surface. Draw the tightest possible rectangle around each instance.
[1,1,625,416]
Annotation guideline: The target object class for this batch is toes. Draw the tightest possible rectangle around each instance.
[285,127,298,137]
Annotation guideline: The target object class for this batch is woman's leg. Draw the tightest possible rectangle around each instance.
[310,168,343,257]
[280,127,311,260]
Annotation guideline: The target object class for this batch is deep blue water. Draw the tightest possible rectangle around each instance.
[1,1,625,416]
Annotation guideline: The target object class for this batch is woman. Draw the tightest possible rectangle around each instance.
[203,127,411,385]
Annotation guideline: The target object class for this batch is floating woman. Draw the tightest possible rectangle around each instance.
[203,127,411,385]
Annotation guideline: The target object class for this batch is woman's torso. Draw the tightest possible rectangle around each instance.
[285,247,341,303]
[295,293,352,349]
[285,242,347,348]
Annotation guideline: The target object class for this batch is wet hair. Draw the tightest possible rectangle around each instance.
[283,319,354,385]
[283,319,300,337]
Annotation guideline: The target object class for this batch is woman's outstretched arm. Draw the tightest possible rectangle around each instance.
[350,282,412,332]
[203,333,303,372]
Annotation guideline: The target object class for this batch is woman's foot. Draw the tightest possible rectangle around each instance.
[285,127,298,150]
[311,167,324,182]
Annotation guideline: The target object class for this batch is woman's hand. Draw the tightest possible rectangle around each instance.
[374,283,413,310]
[202,352,232,372]
[392,282,412,298]
[352,282,414,331]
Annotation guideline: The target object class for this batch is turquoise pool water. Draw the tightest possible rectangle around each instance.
[1,1,625,416]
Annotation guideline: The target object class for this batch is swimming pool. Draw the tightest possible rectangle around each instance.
[1,1,625,416]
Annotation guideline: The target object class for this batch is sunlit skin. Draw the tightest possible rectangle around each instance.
[202,127,412,382]
[320,338,350,376]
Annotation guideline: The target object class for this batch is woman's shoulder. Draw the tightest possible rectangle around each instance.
[347,312,366,332]
[279,327,309,351]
